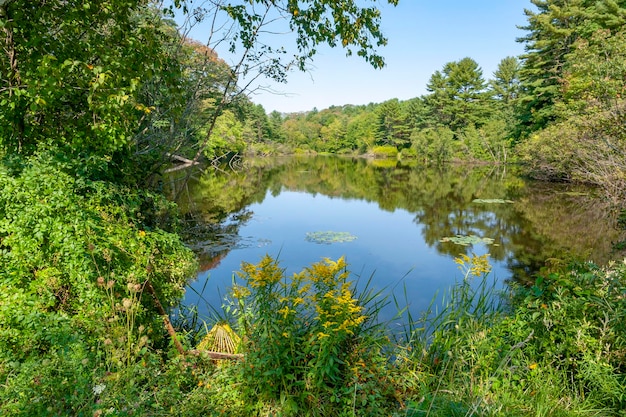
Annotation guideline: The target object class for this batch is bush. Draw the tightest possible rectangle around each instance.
[229,255,398,416]
[0,150,197,415]
[400,147,418,159]
[410,127,455,163]
[517,101,626,202]
[371,145,399,158]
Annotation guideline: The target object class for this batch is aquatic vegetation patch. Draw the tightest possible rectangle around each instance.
[440,234,496,246]
[305,231,358,244]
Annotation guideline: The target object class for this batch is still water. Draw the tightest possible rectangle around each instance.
[169,156,625,323]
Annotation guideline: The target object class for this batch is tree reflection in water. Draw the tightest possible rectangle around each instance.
[166,155,626,300]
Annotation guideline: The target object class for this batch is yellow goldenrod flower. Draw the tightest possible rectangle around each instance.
[230,284,250,299]
[277,306,293,319]
[455,253,492,278]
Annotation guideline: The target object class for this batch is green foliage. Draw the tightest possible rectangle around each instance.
[0,1,175,156]
[375,99,411,148]
[490,56,521,105]
[0,150,196,365]
[457,119,514,163]
[410,127,455,163]
[399,254,626,415]
[517,102,626,201]
[516,0,626,133]
[516,24,626,202]
[201,110,246,159]
[424,57,491,131]
[230,256,397,416]
[564,29,626,108]
[371,145,399,158]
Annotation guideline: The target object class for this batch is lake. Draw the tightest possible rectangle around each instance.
[167,156,626,324]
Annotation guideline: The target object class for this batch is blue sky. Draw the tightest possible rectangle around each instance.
[180,1,532,113]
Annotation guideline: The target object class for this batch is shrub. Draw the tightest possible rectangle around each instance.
[410,127,455,163]
[0,150,197,415]
[517,100,626,202]
[371,145,399,159]
[229,255,398,416]
[400,146,418,159]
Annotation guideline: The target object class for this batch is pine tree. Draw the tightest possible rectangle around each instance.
[516,0,626,133]
[425,57,489,132]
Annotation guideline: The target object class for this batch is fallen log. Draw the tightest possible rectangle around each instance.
[163,153,200,173]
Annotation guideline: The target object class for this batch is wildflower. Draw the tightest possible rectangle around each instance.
[529,363,538,370]
[238,255,283,288]
[122,298,133,310]
[230,284,250,299]
[92,384,106,395]
[454,253,492,278]
[470,253,492,276]
[277,306,293,319]
[298,283,311,295]
[454,254,471,267]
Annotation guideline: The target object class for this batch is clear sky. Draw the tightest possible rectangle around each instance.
[180,1,532,113]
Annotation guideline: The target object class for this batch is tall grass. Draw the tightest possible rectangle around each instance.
[398,255,626,416]
[7,251,622,416]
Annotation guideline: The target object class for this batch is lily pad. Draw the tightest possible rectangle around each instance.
[440,234,495,246]
[472,199,514,204]
[305,231,358,245]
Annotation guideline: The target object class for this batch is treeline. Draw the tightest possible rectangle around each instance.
[274,55,517,162]
[261,1,626,202]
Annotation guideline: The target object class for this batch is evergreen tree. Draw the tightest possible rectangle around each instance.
[516,0,626,133]
[490,56,521,105]
[268,111,287,143]
[425,57,489,132]
[375,99,411,148]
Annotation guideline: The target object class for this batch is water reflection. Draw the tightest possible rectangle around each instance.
[166,156,626,317]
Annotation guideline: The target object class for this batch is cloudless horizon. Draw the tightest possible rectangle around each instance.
[180,1,532,113]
